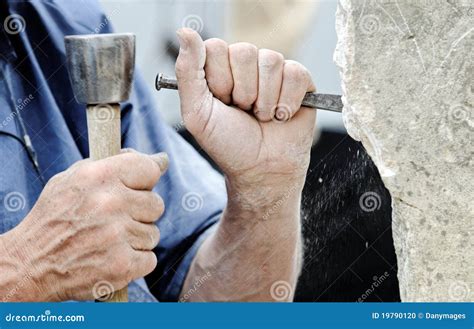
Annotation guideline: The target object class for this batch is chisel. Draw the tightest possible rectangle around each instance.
[155,73,343,113]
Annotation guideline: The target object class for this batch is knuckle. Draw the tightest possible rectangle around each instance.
[151,194,165,218]
[150,225,160,247]
[205,38,228,56]
[97,192,119,214]
[175,60,185,76]
[284,60,311,84]
[258,49,284,69]
[141,193,164,222]
[75,163,95,181]
[108,221,125,241]
[144,252,158,274]
[229,42,258,64]
[79,162,112,183]
[175,56,193,77]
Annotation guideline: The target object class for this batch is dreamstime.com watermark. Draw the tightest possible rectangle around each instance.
[262,183,299,221]
[2,272,33,302]
[93,6,121,34]
[179,271,212,302]
[4,309,85,323]
[358,271,390,302]
[0,94,34,130]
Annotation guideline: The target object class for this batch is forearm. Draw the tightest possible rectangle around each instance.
[181,176,304,302]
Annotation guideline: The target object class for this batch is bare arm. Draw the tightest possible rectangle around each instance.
[174,28,315,302]
[181,175,304,301]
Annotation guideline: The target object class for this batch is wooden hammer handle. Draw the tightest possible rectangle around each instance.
[86,103,128,302]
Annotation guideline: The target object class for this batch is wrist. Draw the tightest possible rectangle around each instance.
[1,223,59,302]
[225,173,304,223]
[226,171,305,205]
[0,230,33,301]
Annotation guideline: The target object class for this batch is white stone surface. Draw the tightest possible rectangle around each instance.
[335,0,473,301]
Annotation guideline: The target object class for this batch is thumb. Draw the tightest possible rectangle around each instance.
[175,28,211,131]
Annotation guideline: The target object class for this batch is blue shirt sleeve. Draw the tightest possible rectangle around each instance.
[1,0,227,302]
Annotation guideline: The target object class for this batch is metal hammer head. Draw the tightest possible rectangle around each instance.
[64,33,135,104]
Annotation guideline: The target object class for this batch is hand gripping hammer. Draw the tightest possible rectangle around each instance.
[65,33,135,302]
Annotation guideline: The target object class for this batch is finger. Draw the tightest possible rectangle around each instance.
[102,151,168,190]
[228,42,258,110]
[131,250,158,278]
[276,60,315,122]
[254,49,284,122]
[126,190,165,223]
[204,38,233,104]
[127,221,160,251]
[175,28,212,131]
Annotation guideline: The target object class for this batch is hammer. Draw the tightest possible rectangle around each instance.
[65,33,135,302]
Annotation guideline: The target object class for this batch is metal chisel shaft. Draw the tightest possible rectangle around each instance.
[155,73,343,113]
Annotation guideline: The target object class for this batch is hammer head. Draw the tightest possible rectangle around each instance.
[65,33,135,104]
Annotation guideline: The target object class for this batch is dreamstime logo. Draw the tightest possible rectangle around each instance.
[93,104,116,123]
[447,104,471,124]
[448,281,470,301]
[4,192,26,212]
[181,192,203,212]
[4,14,26,35]
[270,280,292,302]
[359,191,381,212]
[182,14,204,33]
[359,14,380,35]
[92,280,115,301]
[272,103,292,123]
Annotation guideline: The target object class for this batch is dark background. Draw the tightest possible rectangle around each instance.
[180,128,400,302]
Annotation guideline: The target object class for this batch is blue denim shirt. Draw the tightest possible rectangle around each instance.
[0,0,226,302]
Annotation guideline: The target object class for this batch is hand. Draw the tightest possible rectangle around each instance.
[2,151,167,301]
[175,28,316,195]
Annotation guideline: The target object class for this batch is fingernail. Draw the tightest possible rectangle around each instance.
[152,152,169,173]
[176,29,188,50]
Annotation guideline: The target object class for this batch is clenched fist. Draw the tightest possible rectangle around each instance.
[1,151,167,301]
[175,28,316,193]
[176,29,316,301]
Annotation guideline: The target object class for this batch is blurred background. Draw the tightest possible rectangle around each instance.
[98,0,399,302]
[98,0,344,133]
